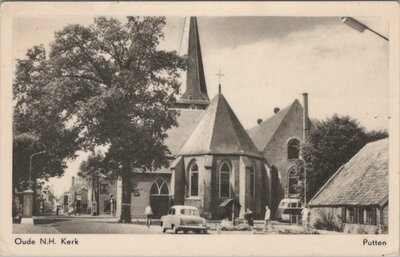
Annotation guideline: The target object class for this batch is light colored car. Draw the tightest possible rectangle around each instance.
[161,205,207,234]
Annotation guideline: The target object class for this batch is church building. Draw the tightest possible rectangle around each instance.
[114,17,311,220]
[248,94,312,217]
[170,89,269,220]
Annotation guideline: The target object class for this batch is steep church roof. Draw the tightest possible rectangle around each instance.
[165,109,204,156]
[178,92,263,158]
[309,138,388,207]
[176,17,210,109]
[247,101,296,151]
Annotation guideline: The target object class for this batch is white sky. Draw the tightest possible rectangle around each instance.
[13,16,389,197]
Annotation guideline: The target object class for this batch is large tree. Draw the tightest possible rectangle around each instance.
[299,114,388,202]
[14,16,185,222]
[13,45,82,188]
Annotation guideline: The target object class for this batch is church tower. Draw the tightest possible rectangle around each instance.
[175,17,210,110]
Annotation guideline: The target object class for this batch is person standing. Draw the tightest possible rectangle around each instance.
[264,205,272,231]
[301,205,311,230]
[76,200,81,216]
[144,205,153,229]
[245,208,254,227]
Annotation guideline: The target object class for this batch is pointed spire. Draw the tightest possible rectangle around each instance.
[219,84,221,94]
[176,17,210,110]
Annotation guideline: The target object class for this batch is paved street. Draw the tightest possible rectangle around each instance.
[14,216,160,234]
[13,215,341,234]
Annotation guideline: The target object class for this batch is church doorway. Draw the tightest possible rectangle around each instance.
[149,177,171,219]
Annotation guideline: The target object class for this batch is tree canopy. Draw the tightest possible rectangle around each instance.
[301,114,388,202]
[13,16,186,222]
[13,45,81,186]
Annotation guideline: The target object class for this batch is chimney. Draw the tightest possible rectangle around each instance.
[302,93,309,143]
[257,119,263,125]
[274,107,280,114]
[71,176,75,187]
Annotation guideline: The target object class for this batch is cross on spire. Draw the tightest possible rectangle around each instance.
[216,69,224,93]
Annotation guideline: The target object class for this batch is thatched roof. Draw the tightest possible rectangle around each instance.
[309,138,388,207]
[178,93,263,158]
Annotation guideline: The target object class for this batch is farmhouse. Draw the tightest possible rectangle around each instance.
[308,138,388,234]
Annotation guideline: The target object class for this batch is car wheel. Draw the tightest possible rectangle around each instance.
[183,229,188,234]
[172,225,178,234]
[195,230,201,234]
[162,227,166,233]
[202,229,208,234]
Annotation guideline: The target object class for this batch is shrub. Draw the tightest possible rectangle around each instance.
[313,209,343,232]
[356,226,368,234]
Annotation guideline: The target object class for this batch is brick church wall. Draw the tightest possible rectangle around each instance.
[262,101,304,192]
[129,173,171,218]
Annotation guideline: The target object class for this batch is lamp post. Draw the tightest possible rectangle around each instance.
[341,17,389,41]
[21,150,45,225]
[29,150,46,186]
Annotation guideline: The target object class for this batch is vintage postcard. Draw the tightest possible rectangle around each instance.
[0,1,399,256]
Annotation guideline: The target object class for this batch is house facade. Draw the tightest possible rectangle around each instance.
[68,176,89,214]
[86,177,118,215]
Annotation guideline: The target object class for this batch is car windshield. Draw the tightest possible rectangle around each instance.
[180,209,199,216]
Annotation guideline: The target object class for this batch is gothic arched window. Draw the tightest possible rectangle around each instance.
[219,161,231,198]
[190,162,199,197]
[249,164,255,197]
[288,166,299,195]
[288,138,300,159]
[150,177,169,195]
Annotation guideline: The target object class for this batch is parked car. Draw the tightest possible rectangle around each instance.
[276,198,302,223]
[161,205,207,234]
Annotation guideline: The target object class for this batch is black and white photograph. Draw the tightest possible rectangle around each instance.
[0,1,399,256]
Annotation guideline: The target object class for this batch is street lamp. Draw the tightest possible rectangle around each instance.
[29,150,46,185]
[341,17,389,41]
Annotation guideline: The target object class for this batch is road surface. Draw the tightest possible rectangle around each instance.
[13,215,340,234]
[14,216,161,234]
